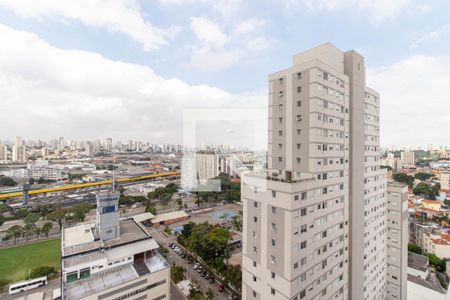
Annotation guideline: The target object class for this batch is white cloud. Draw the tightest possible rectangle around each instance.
[409,24,449,49]
[235,18,266,34]
[368,55,450,147]
[0,24,265,145]
[284,0,411,24]
[190,17,227,48]
[0,0,178,51]
[190,48,242,71]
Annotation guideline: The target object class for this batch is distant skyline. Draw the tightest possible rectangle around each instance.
[0,0,449,147]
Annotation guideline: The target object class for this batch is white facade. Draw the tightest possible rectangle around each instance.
[242,43,388,300]
[440,172,450,191]
[12,145,27,162]
[196,153,220,182]
[0,144,7,161]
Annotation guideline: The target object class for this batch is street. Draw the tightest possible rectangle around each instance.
[151,228,233,300]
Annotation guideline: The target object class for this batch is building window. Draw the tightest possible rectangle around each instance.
[301,208,307,216]
[254,201,258,208]
[254,216,258,222]
[301,241,307,249]
[272,191,276,197]
[272,239,276,246]
[253,276,257,282]
[294,262,298,269]
[278,130,283,136]
[297,143,301,149]
[271,272,275,279]
[297,101,301,107]
[297,86,302,93]
[301,192,307,200]
[271,288,275,295]
[253,291,257,297]
[297,72,302,79]
[278,156,283,162]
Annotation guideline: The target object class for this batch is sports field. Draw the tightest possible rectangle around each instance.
[0,238,61,283]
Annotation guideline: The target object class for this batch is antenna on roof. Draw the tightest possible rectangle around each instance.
[112,156,116,191]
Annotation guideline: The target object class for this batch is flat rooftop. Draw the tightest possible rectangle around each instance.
[65,252,168,300]
[62,218,149,257]
[408,252,428,272]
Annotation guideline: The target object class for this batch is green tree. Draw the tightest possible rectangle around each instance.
[425,253,442,269]
[160,193,172,206]
[15,208,30,219]
[41,221,53,238]
[170,264,185,284]
[181,222,195,238]
[415,172,435,181]
[70,202,92,222]
[6,225,23,244]
[47,208,67,231]
[24,212,40,226]
[29,178,35,185]
[408,243,423,255]
[23,223,35,241]
[392,173,414,187]
[224,265,242,292]
[0,203,7,213]
[0,214,4,226]
[206,288,215,300]
[0,176,17,186]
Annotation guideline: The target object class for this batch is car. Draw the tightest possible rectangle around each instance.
[197,267,203,273]
[201,270,207,277]
[208,277,215,284]
[193,264,199,270]
[187,258,193,264]
[178,251,183,256]
[218,285,225,292]
[168,242,174,248]
[175,247,180,251]
[181,253,187,258]
[205,273,210,279]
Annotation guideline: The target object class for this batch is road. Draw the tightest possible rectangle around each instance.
[151,228,232,300]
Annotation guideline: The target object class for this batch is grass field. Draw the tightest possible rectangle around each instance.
[0,239,61,284]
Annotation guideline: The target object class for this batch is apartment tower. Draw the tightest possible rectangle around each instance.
[242,43,388,300]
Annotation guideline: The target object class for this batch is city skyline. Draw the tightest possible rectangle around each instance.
[0,1,449,146]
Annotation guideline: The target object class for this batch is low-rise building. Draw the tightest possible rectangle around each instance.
[423,231,450,259]
[407,252,446,300]
[61,191,170,300]
[421,199,441,211]
[150,211,189,228]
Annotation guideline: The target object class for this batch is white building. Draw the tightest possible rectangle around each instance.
[401,151,415,166]
[61,191,170,300]
[386,183,409,300]
[439,172,450,191]
[196,153,220,183]
[0,144,8,162]
[423,231,450,259]
[12,145,27,162]
[242,43,389,300]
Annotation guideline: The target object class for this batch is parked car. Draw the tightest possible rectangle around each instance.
[209,276,215,284]
[205,273,210,279]
[193,263,199,270]
[168,242,174,248]
[201,270,207,277]
[197,267,203,273]
[181,253,187,258]
[218,285,225,292]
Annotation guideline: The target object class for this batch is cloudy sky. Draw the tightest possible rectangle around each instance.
[0,0,449,148]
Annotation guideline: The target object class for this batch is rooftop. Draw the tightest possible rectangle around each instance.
[408,273,445,294]
[62,218,149,257]
[151,211,189,224]
[408,252,428,272]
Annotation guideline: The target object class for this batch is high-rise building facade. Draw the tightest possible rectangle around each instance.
[385,183,408,300]
[242,43,388,300]
[0,144,7,161]
[12,145,26,162]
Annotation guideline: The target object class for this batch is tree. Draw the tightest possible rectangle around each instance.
[206,288,215,300]
[160,193,172,206]
[170,264,185,284]
[24,212,40,226]
[0,214,4,227]
[41,222,53,238]
[414,182,437,199]
[415,172,435,181]
[23,224,35,241]
[47,208,67,231]
[0,203,7,213]
[70,202,92,222]
[0,176,17,186]
[425,253,442,269]
[224,265,242,291]
[408,243,423,255]
[15,208,30,219]
[181,222,195,238]
[6,225,23,244]
[392,173,414,187]
[29,178,35,185]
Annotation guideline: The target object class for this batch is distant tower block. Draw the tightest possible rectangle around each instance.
[22,183,30,205]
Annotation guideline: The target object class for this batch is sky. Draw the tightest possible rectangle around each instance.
[0,0,449,148]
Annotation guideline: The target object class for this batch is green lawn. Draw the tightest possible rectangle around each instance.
[0,239,61,284]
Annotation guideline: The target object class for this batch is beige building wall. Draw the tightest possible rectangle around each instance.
[386,183,408,300]
[243,43,388,300]
[0,144,7,161]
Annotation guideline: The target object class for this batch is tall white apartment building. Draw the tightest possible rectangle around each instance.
[439,172,450,191]
[12,145,27,162]
[242,43,388,300]
[401,151,415,166]
[386,182,408,300]
[196,153,220,183]
[0,144,7,161]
